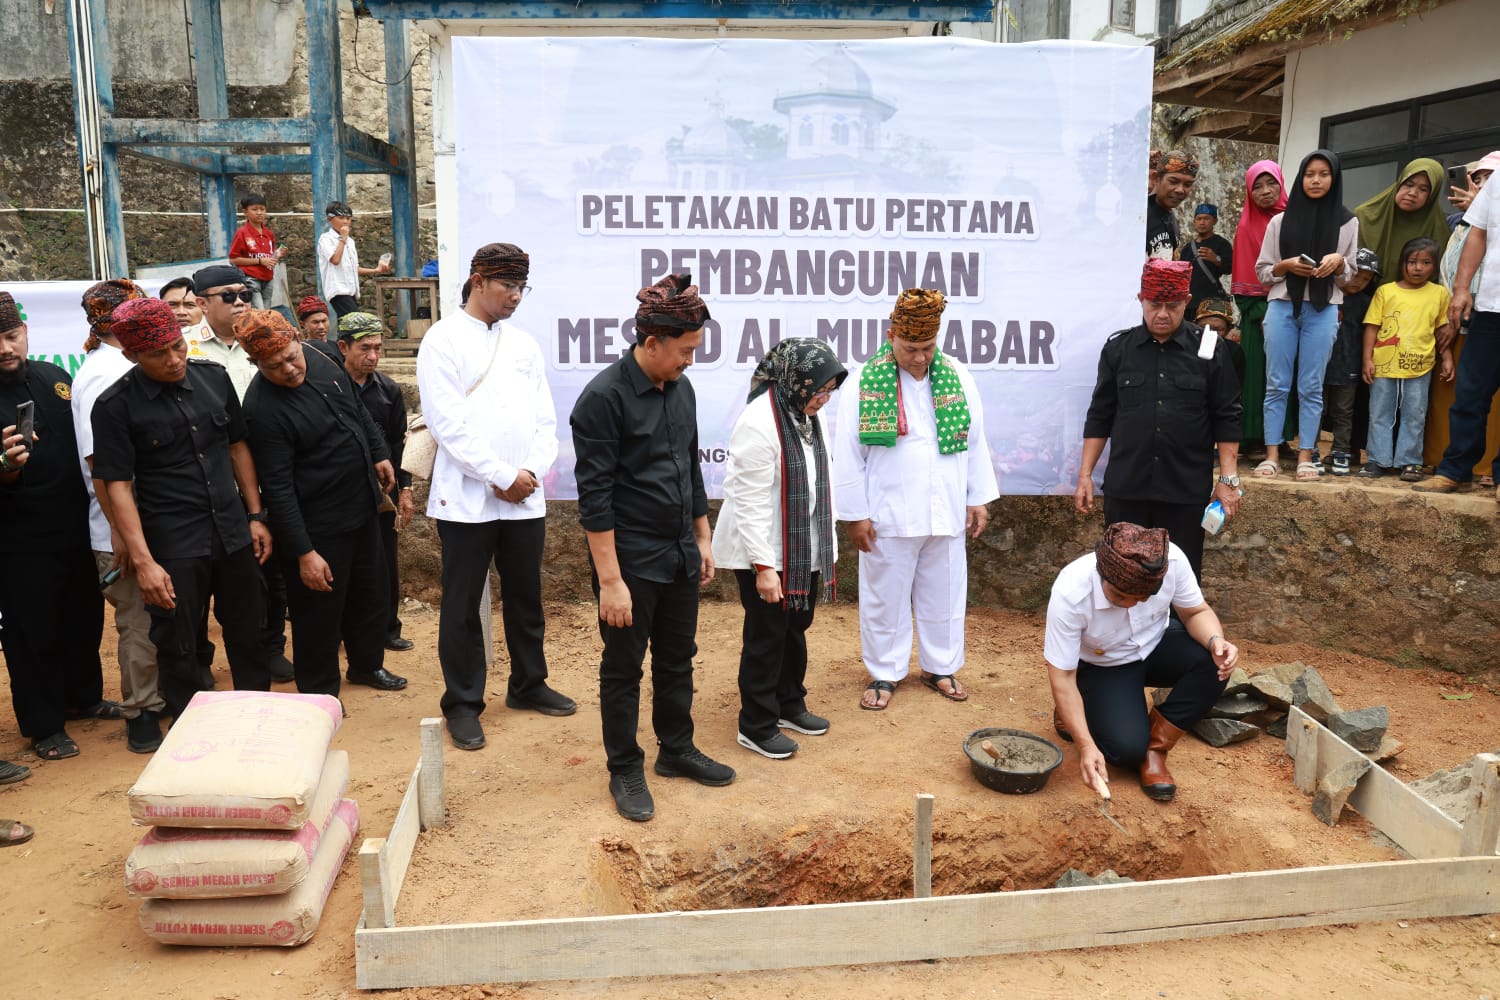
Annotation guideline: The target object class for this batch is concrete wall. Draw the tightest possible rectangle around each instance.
[1279,0,1499,160]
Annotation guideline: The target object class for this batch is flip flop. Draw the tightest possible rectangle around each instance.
[32,732,79,761]
[0,760,30,785]
[860,679,897,711]
[1252,460,1278,478]
[66,700,126,721]
[1,820,34,847]
[921,673,969,702]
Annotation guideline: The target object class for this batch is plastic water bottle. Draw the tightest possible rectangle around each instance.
[1201,499,1226,535]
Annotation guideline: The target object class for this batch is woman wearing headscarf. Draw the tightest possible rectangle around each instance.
[712,339,847,761]
[1356,159,1451,288]
[1255,150,1359,480]
[1232,160,1287,456]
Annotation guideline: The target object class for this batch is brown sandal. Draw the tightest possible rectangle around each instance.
[1,820,34,847]
[921,673,969,702]
[860,680,897,711]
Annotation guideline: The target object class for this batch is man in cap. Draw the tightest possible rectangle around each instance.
[237,309,403,698]
[417,242,572,751]
[1075,259,1243,581]
[571,273,735,821]
[191,263,293,681]
[1177,202,1232,314]
[317,201,390,319]
[1045,522,1238,801]
[833,288,998,711]
[337,311,416,652]
[91,297,274,722]
[296,296,332,342]
[0,291,110,761]
[72,279,167,752]
[1147,149,1199,261]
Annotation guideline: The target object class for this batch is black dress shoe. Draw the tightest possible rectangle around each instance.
[345,667,408,691]
[504,686,577,717]
[127,710,163,754]
[384,636,414,652]
[448,715,485,750]
[269,655,296,683]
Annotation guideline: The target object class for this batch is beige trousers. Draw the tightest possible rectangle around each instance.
[94,550,164,715]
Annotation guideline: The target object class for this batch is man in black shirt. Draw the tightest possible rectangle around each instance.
[237,310,401,698]
[1146,149,1198,261]
[1177,203,1233,314]
[92,298,274,721]
[570,274,735,822]
[336,311,415,651]
[1074,260,1242,579]
[0,292,108,760]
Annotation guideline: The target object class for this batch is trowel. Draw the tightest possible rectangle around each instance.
[1094,775,1128,834]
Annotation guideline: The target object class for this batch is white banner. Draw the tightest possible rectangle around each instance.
[453,36,1152,498]
[1,280,104,377]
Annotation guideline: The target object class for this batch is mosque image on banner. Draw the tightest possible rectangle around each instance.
[453,36,1153,498]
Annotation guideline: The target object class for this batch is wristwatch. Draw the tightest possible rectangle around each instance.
[247,511,269,523]
[1217,474,1241,488]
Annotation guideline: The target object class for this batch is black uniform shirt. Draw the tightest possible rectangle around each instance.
[242,347,389,558]
[570,347,707,584]
[0,361,91,554]
[1083,321,1242,506]
[92,359,252,560]
[354,369,411,490]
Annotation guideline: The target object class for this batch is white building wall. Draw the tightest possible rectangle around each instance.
[1279,0,1499,159]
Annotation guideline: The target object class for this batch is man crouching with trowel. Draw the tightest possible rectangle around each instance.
[1043,523,1237,802]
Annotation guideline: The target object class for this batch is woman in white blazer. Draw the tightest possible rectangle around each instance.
[712,339,847,760]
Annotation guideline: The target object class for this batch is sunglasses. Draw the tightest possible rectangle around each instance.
[212,290,255,304]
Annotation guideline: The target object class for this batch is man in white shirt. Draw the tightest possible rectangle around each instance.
[417,242,572,751]
[1044,523,1237,802]
[833,288,998,711]
[1424,176,1500,492]
[316,201,390,319]
[74,279,164,753]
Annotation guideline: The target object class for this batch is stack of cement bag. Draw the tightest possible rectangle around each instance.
[125,691,359,947]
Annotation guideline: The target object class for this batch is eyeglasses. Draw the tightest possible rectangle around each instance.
[213,290,255,304]
[492,280,532,298]
[811,388,836,400]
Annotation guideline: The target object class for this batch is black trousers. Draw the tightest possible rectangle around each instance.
[1074,624,1225,767]
[1103,495,1206,581]
[594,568,698,775]
[0,545,105,739]
[150,540,270,719]
[281,516,388,698]
[734,569,816,741]
[380,509,402,637]
[260,557,289,659]
[330,294,360,318]
[436,517,549,720]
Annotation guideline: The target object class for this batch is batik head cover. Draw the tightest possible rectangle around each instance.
[1141,259,1193,303]
[296,295,329,319]
[888,288,945,343]
[1095,522,1170,598]
[111,298,184,353]
[233,309,297,361]
[634,273,710,340]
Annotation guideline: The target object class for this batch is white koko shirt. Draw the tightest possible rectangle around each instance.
[416,310,558,523]
[71,341,135,551]
[832,357,998,537]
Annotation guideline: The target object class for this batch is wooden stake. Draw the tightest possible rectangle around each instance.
[1291,715,1319,794]
[418,717,446,830]
[1460,753,1500,857]
[913,794,934,899]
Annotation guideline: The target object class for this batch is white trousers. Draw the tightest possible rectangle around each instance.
[857,533,968,682]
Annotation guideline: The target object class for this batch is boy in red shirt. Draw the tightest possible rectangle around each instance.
[228,193,286,308]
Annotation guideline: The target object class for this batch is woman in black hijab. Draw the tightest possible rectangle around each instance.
[1253,150,1360,481]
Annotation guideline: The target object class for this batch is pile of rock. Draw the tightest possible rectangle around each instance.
[1154,662,1399,760]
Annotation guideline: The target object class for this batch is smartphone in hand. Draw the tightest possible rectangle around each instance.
[16,400,34,452]
[1298,253,1319,268]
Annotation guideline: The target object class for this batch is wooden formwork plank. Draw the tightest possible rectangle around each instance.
[913,794,934,899]
[1460,754,1500,857]
[353,857,1500,989]
[385,758,425,912]
[418,717,446,830]
[358,838,393,930]
[1285,707,1462,859]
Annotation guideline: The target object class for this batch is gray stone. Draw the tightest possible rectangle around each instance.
[1312,758,1373,826]
[1362,736,1404,764]
[1268,661,1307,686]
[1210,692,1270,720]
[1326,706,1390,752]
[1054,868,1134,889]
[1409,748,1500,823]
[1221,667,1253,696]
[1192,718,1261,747]
[1291,667,1341,722]
[1246,673,1295,709]
[1263,713,1290,739]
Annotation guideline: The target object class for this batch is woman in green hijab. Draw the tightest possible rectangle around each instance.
[1355,159,1451,287]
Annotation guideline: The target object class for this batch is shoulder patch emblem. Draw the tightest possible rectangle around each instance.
[55,381,71,400]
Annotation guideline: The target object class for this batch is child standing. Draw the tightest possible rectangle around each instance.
[228,192,285,309]
[1322,248,1380,475]
[1358,238,1453,481]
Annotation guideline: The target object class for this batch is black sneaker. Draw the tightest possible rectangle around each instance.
[653,746,736,786]
[447,715,486,750]
[126,710,163,754]
[609,771,655,822]
[737,730,799,759]
[777,711,830,736]
[1356,461,1385,479]
[505,685,578,717]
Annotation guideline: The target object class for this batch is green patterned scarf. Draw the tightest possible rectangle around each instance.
[856,342,970,454]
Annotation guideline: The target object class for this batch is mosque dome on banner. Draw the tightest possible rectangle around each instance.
[773,47,896,163]
[668,98,753,190]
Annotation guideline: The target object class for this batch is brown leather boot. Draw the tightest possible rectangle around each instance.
[1140,708,1186,801]
[1052,709,1073,743]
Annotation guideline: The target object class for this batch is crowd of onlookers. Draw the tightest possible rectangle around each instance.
[1149,148,1500,488]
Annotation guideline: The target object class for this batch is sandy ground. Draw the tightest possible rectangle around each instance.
[3,598,1498,1000]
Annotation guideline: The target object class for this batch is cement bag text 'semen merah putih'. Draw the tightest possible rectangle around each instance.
[126,750,350,899]
[138,798,360,947]
[128,691,343,829]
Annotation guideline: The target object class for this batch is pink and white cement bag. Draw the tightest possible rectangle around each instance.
[128,691,343,829]
[138,798,360,947]
[126,750,350,899]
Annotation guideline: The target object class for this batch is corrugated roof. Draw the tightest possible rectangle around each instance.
[1157,0,1442,72]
